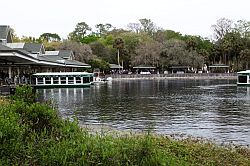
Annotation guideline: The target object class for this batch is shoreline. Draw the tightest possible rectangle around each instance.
[108,73,237,80]
[80,123,249,148]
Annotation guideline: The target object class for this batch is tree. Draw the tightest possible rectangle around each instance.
[234,20,250,39]
[160,39,204,70]
[211,18,233,40]
[90,41,114,62]
[113,38,124,68]
[39,33,61,42]
[95,23,113,37]
[127,23,141,33]
[68,22,92,42]
[58,40,95,62]
[88,58,110,72]
[139,18,158,36]
[240,49,250,69]
[133,40,163,66]
[153,30,182,43]
[221,32,244,70]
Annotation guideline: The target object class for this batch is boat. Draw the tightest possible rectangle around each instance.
[93,72,112,83]
[237,70,250,86]
[32,72,93,89]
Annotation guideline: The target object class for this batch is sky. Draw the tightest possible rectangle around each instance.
[1,0,250,40]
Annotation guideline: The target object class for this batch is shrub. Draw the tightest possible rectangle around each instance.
[11,85,36,103]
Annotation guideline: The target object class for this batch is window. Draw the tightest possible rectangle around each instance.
[60,77,66,84]
[83,77,89,83]
[68,77,74,84]
[45,77,51,84]
[238,76,247,83]
[37,78,44,84]
[53,77,59,84]
[76,77,81,84]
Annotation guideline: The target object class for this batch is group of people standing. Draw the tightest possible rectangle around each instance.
[0,72,31,86]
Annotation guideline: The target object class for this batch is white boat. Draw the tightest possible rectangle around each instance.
[237,70,250,86]
[32,72,93,89]
[93,72,112,83]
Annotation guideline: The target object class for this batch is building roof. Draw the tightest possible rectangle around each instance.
[41,55,90,68]
[1,42,89,68]
[33,72,93,76]
[64,60,90,68]
[209,64,229,68]
[58,50,73,59]
[6,43,25,49]
[237,70,250,74]
[23,43,44,53]
[0,44,13,51]
[45,50,73,59]
[6,42,45,54]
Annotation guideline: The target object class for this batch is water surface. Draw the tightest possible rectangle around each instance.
[39,79,250,145]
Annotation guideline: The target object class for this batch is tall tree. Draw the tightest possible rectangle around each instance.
[234,20,250,39]
[139,18,157,36]
[211,18,233,40]
[160,39,204,70]
[113,38,124,68]
[68,22,92,42]
[221,32,244,70]
[39,33,61,42]
[133,40,163,66]
[127,23,141,33]
[95,23,113,37]
[90,41,114,62]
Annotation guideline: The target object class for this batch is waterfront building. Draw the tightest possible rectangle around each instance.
[0,25,90,85]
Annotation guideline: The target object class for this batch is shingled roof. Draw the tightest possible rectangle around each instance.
[0,44,13,51]
[23,43,45,54]
[45,50,74,60]
[58,50,73,59]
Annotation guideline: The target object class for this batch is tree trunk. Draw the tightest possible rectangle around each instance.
[117,49,120,72]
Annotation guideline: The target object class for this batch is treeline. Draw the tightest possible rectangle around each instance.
[13,18,250,72]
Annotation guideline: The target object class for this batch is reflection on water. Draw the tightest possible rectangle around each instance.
[39,79,250,145]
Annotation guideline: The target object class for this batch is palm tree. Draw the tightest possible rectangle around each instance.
[113,38,124,71]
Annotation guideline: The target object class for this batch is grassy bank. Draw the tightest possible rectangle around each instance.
[0,86,249,165]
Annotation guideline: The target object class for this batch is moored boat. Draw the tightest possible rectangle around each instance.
[32,72,93,89]
[237,70,250,86]
[93,72,112,83]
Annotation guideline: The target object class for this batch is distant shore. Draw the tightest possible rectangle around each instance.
[109,73,237,80]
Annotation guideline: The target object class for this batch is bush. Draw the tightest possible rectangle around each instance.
[11,85,36,103]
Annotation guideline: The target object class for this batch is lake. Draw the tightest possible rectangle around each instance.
[39,79,250,146]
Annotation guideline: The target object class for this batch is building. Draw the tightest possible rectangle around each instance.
[0,25,90,85]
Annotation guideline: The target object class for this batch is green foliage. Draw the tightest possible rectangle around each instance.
[11,85,36,103]
[80,34,100,44]
[88,58,110,72]
[39,33,61,42]
[69,22,92,42]
[95,23,113,37]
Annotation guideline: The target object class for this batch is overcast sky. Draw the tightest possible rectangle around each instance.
[1,0,250,39]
